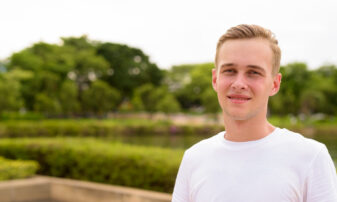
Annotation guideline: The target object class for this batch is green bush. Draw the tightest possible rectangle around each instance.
[0,156,39,181]
[0,119,223,138]
[0,138,183,193]
[0,112,45,120]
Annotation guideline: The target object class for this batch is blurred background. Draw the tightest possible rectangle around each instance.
[0,0,336,194]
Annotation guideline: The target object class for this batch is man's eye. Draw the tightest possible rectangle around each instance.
[222,69,235,73]
[248,71,260,75]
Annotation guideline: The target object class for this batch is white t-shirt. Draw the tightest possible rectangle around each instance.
[172,128,337,202]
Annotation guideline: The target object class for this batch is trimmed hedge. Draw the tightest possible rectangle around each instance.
[0,156,39,181]
[1,119,337,139]
[0,119,223,138]
[0,138,184,193]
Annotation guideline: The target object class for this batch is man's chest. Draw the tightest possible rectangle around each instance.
[189,152,305,202]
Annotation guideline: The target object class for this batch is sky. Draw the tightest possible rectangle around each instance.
[1,0,337,69]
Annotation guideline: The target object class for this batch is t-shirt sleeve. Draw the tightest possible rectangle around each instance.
[305,144,337,202]
[172,151,191,202]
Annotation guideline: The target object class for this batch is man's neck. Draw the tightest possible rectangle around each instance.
[223,114,275,142]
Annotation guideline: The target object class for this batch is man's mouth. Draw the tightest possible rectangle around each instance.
[227,95,251,103]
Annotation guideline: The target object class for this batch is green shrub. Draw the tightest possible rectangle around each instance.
[0,138,184,193]
[0,112,45,120]
[0,156,39,181]
[0,119,224,138]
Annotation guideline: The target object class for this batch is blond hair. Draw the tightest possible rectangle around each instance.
[215,24,281,75]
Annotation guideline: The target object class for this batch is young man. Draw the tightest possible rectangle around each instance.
[172,24,337,202]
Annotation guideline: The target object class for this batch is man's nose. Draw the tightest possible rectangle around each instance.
[231,74,247,90]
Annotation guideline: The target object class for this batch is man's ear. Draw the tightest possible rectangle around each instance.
[270,73,282,96]
[212,68,218,92]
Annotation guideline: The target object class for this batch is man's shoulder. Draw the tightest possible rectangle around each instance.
[184,131,224,156]
[275,128,325,156]
[183,128,326,162]
[277,128,323,146]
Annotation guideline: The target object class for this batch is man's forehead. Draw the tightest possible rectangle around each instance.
[219,38,271,53]
[217,38,273,71]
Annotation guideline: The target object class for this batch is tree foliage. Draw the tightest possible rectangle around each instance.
[82,80,121,115]
[131,84,181,114]
[97,43,163,97]
[59,80,80,115]
[269,63,337,116]
[3,36,163,116]
[166,63,214,111]
[2,35,337,117]
[0,77,24,113]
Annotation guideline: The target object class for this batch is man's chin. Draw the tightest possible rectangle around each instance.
[223,111,254,121]
[230,115,249,121]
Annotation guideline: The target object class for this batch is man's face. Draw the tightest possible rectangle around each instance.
[212,38,281,121]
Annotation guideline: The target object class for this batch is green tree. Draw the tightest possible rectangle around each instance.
[201,88,220,114]
[9,49,43,72]
[168,63,214,111]
[155,94,181,114]
[0,77,24,113]
[164,64,195,92]
[131,84,156,112]
[22,71,61,110]
[9,42,74,77]
[82,80,121,115]
[269,62,310,115]
[97,43,163,97]
[152,87,181,114]
[299,89,326,115]
[58,80,80,115]
[309,65,337,114]
[34,93,61,116]
[131,84,181,113]
[8,37,111,115]
[130,95,145,112]
[61,36,110,94]
[61,35,95,50]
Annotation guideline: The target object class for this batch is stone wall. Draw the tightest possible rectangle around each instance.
[0,176,172,202]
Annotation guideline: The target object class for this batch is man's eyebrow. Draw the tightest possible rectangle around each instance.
[247,65,266,73]
[220,63,235,69]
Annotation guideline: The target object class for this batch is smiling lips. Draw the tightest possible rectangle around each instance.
[227,94,251,104]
